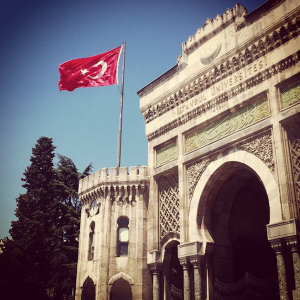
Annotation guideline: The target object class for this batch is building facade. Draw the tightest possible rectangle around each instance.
[75,0,300,299]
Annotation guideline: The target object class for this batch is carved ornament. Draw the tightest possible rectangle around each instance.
[239,133,274,173]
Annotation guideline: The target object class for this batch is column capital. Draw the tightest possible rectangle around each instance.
[189,254,204,268]
[269,238,286,254]
[179,257,191,269]
[286,236,299,252]
[267,219,300,241]
[149,262,164,274]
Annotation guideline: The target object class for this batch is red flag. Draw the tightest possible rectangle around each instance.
[58,46,122,91]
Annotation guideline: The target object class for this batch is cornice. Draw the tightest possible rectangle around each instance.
[147,50,300,142]
[141,12,300,135]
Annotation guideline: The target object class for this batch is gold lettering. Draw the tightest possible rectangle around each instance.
[211,86,215,96]
[223,80,228,90]
[253,63,257,73]
[229,78,233,86]
[234,75,238,84]
[239,72,243,81]
[247,66,252,76]
[259,60,263,69]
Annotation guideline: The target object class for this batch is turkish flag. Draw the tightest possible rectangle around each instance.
[58,46,122,91]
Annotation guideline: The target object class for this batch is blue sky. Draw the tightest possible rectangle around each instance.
[0,0,266,238]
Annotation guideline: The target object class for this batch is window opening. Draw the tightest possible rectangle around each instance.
[117,217,129,257]
[88,222,95,261]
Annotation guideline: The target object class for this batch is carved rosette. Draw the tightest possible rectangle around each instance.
[239,133,274,173]
[187,158,211,200]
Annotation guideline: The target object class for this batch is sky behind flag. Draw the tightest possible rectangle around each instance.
[0,0,266,238]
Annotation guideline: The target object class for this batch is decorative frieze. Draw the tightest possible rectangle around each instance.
[158,173,180,241]
[187,159,211,200]
[147,50,300,141]
[239,133,274,173]
[156,140,178,167]
[79,166,149,207]
[142,15,300,126]
[185,98,269,154]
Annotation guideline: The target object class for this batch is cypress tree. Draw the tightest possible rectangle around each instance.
[1,138,92,300]
[7,137,58,299]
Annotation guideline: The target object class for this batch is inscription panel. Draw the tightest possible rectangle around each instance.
[185,98,269,153]
[156,140,178,167]
[281,82,300,109]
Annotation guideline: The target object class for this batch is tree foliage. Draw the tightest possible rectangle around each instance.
[0,137,92,300]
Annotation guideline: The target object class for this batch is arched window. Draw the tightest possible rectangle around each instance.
[88,222,95,261]
[117,217,129,257]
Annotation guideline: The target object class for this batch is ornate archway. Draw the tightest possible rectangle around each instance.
[188,150,281,299]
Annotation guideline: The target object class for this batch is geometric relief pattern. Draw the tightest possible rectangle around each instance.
[291,138,300,207]
[158,173,179,240]
[287,120,300,214]
[187,158,211,200]
[239,133,274,173]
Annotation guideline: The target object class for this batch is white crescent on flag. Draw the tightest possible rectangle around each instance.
[88,60,108,79]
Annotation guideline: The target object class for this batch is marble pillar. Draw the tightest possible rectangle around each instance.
[180,258,191,300]
[287,238,300,300]
[272,242,290,300]
[190,255,203,300]
[150,263,163,300]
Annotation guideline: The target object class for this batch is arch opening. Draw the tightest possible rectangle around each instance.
[199,164,279,299]
[162,240,183,300]
[110,278,132,300]
[81,277,95,300]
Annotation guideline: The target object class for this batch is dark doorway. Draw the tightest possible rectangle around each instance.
[169,245,183,300]
[110,278,132,300]
[210,169,279,300]
[81,277,95,300]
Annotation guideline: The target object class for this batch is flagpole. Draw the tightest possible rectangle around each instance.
[117,40,126,168]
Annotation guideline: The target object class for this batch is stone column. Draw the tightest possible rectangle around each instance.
[271,241,290,300]
[287,238,300,300]
[150,263,163,300]
[180,258,191,300]
[190,255,204,300]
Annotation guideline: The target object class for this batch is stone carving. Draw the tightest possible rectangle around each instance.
[291,137,300,205]
[239,133,274,173]
[281,83,300,109]
[286,120,300,214]
[183,4,247,54]
[158,174,180,241]
[80,184,144,207]
[147,51,300,141]
[185,98,269,153]
[187,158,211,200]
[156,140,178,167]
[142,16,300,128]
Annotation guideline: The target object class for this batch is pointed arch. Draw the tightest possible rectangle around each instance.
[108,272,134,285]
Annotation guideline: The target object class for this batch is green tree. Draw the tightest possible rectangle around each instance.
[5,137,59,300]
[1,137,92,300]
[51,155,92,300]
